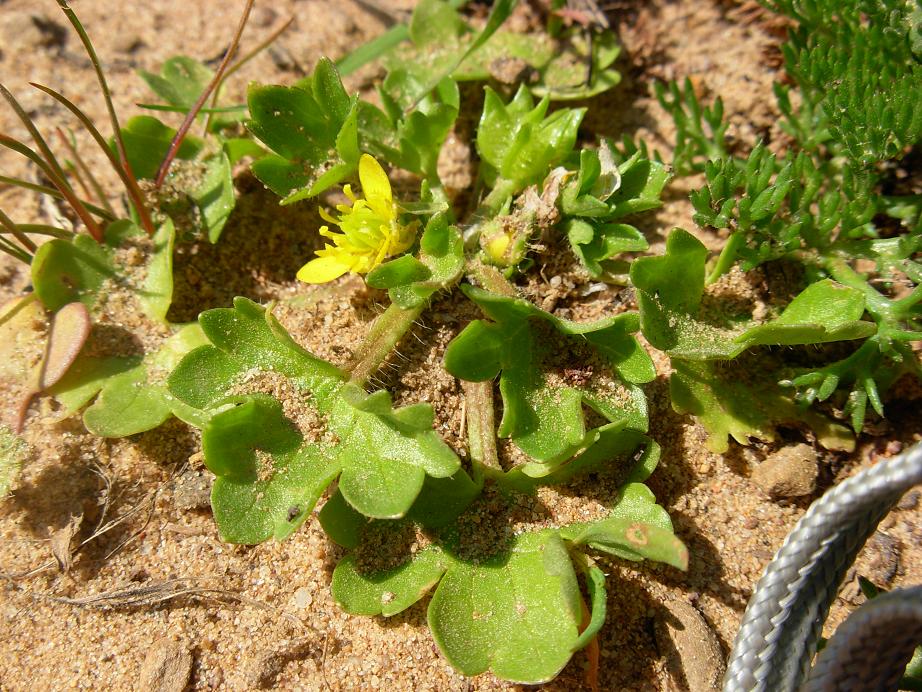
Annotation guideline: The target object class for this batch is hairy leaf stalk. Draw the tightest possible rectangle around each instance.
[348,302,425,387]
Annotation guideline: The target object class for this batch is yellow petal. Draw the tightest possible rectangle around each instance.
[296,255,353,283]
[358,154,393,212]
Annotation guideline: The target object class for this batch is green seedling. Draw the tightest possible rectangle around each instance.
[375,0,622,101]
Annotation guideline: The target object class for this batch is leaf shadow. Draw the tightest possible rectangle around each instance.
[640,375,754,613]
[167,171,328,323]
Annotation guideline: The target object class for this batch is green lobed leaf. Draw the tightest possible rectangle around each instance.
[444,285,653,473]
[328,473,678,683]
[364,71,460,177]
[203,393,341,543]
[331,384,461,518]
[118,115,203,180]
[318,488,366,549]
[365,255,431,289]
[408,0,467,47]
[572,562,607,652]
[168,298,463,534]
[368,214,464,308]
[247,58,360,200]
[567,220,648,279]
[562,147,670,220]
[79,324,209,437]
[671,358,854,453]
[428,530,583,683]
[560,483,688,569]
[404,470,482,528]
[31,234,115,312]
[631,228,876,359]
[332,544,452,617]
[384,3,621,101]
[529,30,621,101]
[192,152,236,243]
[168,297,345,411]
[48,355,139,415]
[139,56,213,110]
[139,219,175,324]
[477,85,584,194]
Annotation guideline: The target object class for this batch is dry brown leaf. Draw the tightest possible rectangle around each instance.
[49,510,84,573]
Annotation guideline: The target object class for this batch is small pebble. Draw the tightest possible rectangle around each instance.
[139,637,192,692]
[292,586,313,609]
[897,490,919,511]
[751,443,818,499]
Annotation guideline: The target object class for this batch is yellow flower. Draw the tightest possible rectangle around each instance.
[297,154,419,284]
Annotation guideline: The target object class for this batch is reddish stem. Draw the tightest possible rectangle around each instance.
[579,594,601,692]
[30,83,153,236]
[155,0,255,187]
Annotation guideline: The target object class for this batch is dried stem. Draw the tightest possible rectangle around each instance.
[0,83,72,186]
[155,0,255,187]
[466,259,518,296]
[57,127,115,215]
[0,174,112,220]
[0,236,32,264]
[0,207,37,253]
[7,224,75,239]
[53,1,143,211]
[63,160,94,209]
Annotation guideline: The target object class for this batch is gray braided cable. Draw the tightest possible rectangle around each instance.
[805,585,922,692]
[723,442,922,692]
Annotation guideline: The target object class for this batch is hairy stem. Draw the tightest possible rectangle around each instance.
[348,301,425,387]
[462,379,501,482]
[466,260,517,296]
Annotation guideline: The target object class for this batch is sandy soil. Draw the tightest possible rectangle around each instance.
[0,1,919,690]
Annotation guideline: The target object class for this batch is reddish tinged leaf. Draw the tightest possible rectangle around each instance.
[40,302,91,391]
